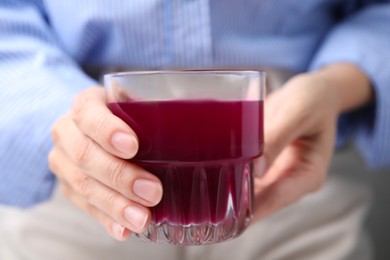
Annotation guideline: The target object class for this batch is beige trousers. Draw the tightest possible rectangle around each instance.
[0,145,372,260]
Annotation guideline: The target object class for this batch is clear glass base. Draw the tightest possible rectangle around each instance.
[134,159,255,245]
[136,214,252,246]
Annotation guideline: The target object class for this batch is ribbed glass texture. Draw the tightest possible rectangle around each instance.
[135,159,254,245]
[105,71,264,245]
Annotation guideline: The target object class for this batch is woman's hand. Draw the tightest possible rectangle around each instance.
[253,63,373,220]
[49,87,163,241]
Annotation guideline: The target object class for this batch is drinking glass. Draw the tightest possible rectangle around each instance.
[104,70,265,245]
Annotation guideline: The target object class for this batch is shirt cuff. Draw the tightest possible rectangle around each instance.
[310,7,390,168]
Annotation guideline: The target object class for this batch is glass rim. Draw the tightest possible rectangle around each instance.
[104,69,266,79]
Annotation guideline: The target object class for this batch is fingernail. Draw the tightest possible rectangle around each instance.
[133,179,162,205]
[124,205,148,231]
[256,156,267,177]
[111,133,138,157]
[112,222,126,241]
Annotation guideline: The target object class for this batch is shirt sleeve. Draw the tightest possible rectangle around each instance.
[310,2,390,169]
[0,1,97,207]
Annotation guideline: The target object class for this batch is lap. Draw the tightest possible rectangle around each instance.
[0,146,372,260]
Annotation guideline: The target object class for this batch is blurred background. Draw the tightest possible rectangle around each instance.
[364,167,390,260]
[1,152,390,259]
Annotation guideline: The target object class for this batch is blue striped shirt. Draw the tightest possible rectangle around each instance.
[1,0,390,207]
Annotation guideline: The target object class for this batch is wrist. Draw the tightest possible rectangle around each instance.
[312,63,374,114]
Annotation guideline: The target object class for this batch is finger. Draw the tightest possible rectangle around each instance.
[52,115,163,207]
[253,168,312,221]
[71,87,138,159]
[59,181,131,241]
[254,124,335,220]
[50,147,151,233]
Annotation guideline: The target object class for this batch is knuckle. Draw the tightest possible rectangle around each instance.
[104,192,122,214]
[73,174,91,199]
[70,138,91,167]
[71,87,106,128]
[107,159,128,189]
[93,114,111,139]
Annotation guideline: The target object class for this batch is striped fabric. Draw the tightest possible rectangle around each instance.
[0,0,390,207]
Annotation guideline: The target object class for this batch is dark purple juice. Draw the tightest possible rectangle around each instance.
[108,100,263,244]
